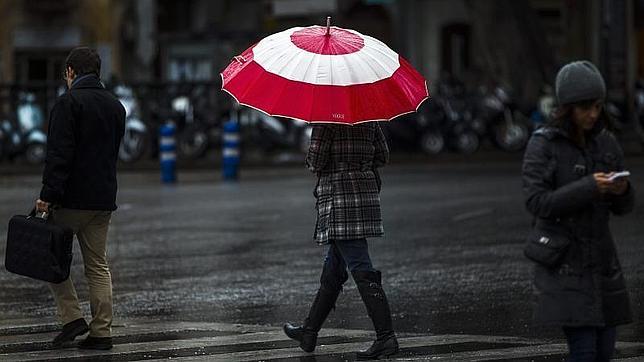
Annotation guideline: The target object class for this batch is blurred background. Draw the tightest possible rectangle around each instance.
[0,0,643,167]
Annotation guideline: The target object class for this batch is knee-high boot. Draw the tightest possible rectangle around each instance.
[353,270,399,360]
[284,267,348,352]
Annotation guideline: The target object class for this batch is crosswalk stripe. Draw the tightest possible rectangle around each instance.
[1,321,643,361]
[424,341,644,362]
[140,335,542,362]
[0,326,375,361]
[0,333,541,362]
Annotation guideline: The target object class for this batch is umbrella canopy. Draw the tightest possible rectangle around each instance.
[221,19,429,124]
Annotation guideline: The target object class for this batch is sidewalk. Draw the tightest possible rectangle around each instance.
[2,318,644,361]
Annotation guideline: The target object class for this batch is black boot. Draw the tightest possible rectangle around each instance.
[285,263,348,353]
[284,285,341,352]
[353,270,399,360]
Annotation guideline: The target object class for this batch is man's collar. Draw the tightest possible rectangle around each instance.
[70,74,103,90]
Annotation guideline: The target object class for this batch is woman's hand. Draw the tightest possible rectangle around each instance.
[594,172,629,195]
[606,172,630,195]
[593,173,614,194]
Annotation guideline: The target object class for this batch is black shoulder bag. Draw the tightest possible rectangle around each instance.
[523,219,572,268]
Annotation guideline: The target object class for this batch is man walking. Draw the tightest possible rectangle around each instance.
[35,47,125,350]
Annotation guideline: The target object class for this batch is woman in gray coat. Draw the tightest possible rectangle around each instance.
[522,61,635,361]
[284,122,398,360]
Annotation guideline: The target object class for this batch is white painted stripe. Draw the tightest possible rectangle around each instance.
[4,319,643,362]
[160,137,175,146]
[252,26,400,86]
[160,152,176,161]
[143,335,541,362]
[223,149,239,157]
[0,328,372,361]
[421,344,568,361]
[223,134,240,142]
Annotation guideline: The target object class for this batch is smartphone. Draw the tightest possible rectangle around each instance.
[608,171,630,181]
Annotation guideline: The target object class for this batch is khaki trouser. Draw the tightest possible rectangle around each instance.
[48,209,113,337]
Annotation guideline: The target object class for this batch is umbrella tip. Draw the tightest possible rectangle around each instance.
[326,16,331,36]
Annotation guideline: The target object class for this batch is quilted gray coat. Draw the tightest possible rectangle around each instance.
[522,124,635,327]
[306,122,389,244]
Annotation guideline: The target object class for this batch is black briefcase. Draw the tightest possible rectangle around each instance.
[5,211,73,283]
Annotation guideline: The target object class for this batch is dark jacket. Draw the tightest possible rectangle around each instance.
[306,122,389,244]
[522,124,635,327]
[40,75,125,211]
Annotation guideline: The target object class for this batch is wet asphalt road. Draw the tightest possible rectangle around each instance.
[1,159,643,345]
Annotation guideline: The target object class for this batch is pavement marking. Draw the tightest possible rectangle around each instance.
[451,207,495,222]
[1,320,644,361]
[142,335,544,361]
[0,323,374,362]
[404,343,568,361]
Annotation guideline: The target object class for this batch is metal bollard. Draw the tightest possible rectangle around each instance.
[159,122,177,184]
[222,119,240,181]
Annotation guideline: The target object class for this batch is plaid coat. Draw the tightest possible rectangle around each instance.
[306,122,389,244]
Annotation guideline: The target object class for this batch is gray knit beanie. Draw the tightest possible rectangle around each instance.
[555,60,606,105]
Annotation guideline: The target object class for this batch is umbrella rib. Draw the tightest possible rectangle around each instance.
[364,45,398,70]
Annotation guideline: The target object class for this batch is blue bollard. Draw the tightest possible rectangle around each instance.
[222,119,240,181]
[159,122,177,184]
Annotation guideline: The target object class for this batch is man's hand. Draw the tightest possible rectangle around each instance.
[35,199,50,213]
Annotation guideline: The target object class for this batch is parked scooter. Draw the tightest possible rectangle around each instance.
[0,117,8,161]
[0,92,47,164]
[237,108,312,153]
[169,95,214,159]
[529,85,555,128]
[384,87,479,155]
[114,84,148,163]
[419,77,480,154]
[472,85,530,152]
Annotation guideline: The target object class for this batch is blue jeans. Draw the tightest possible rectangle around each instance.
[319,239,374,291]
[563,326,617,362]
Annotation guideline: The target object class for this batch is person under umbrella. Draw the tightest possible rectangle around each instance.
[283,121,396,359]
[221,18,428,359]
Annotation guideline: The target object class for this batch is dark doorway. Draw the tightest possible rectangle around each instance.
[14,51,68,84]
[440,23,471,79]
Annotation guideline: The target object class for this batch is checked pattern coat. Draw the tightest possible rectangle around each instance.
[306,122,389,244]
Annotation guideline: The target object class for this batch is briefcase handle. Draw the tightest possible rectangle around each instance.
[27,208,49,221]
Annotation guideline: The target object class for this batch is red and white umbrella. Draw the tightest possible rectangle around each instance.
[221,18,429,125]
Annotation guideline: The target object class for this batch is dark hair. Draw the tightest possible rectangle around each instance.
[547,99,614,145]
[65,47,101,77]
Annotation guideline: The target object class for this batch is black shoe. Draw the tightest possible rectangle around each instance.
[283,323,317,353]
[356,333,399,360]
[353,270,399,360]
[78,336,113,350]
[51,318,89,348]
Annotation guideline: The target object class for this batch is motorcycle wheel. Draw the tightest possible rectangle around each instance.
[25,142,46,164]
[119,129,149,163]
[493,112,530,152]
[454,131,480,154]
[420,131,445,154]
[178,126,208,159]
